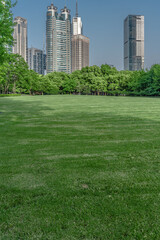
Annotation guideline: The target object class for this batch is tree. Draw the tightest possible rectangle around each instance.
[81,65,102,76]
[41,76,59,95]
[0,0,16,64]
[9,54,29,93]
[0,62,8,93]
[91,76,105,95]
[0,54,34,94]
[150,65,160,95]
[101,64,117,76]
[62,77,77,94]
[70,70,83,94]
[42,72,65,95]
[137,65,160,96]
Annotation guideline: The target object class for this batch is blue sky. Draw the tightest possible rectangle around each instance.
[12,0,160,70]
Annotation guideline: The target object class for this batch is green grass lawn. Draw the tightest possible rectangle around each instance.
[1,95,160,239]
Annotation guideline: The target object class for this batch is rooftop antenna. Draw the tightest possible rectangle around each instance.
[65,0,66,7]
[76,0,78,17]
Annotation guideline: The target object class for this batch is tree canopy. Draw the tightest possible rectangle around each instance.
[0,0,16,63]
[1,54,160,97]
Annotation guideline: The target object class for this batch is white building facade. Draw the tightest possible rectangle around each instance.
[72,17,83,35]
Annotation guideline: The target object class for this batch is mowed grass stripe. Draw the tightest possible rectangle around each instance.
[0,95,160,239]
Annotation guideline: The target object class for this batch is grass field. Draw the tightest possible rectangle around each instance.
[1,95,160,239]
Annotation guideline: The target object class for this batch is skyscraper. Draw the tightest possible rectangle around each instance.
[46,4,71,74]
[124,15,144,71]
[71,0,90,72]
[72,0,83,35]
[72,35,89,72]
[28,48,46,75]
[12,16,28,62]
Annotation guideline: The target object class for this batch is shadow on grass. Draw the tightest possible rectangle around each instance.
[1,96,160,239]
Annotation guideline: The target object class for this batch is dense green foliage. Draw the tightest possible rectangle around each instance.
[0,93,20,97]
[1,95,160,239]
[1,57,160,96]
[0,0,16,63]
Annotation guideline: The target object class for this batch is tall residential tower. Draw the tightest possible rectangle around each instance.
[124,15,144,71]
[71,0,90,72]
[12,16,28,62]
[28,48,46,75]
[46,4,72,74]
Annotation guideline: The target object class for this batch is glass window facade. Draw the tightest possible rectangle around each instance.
[28,48,46,75]
[46,4,71,74]
[124,15,144,71]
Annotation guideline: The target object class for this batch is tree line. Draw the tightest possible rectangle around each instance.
[1,53,160,96]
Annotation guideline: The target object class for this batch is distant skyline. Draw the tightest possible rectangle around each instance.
[12,0,160,70]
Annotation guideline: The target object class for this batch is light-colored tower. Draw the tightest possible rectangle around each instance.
[72,0,83,35]
[12,16,28,62]
[124,15,144,71]
[72,35,89,72]
[46,4,71,74]
[71,0,89,72]
[28,48,46,75]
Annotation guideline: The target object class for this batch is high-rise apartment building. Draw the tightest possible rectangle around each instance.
[71,1,89,72]
[28,48,46,75]
[72,35,89,72]
[46,4,71,74]
[124,15,144,71]
[12,16,28,62]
